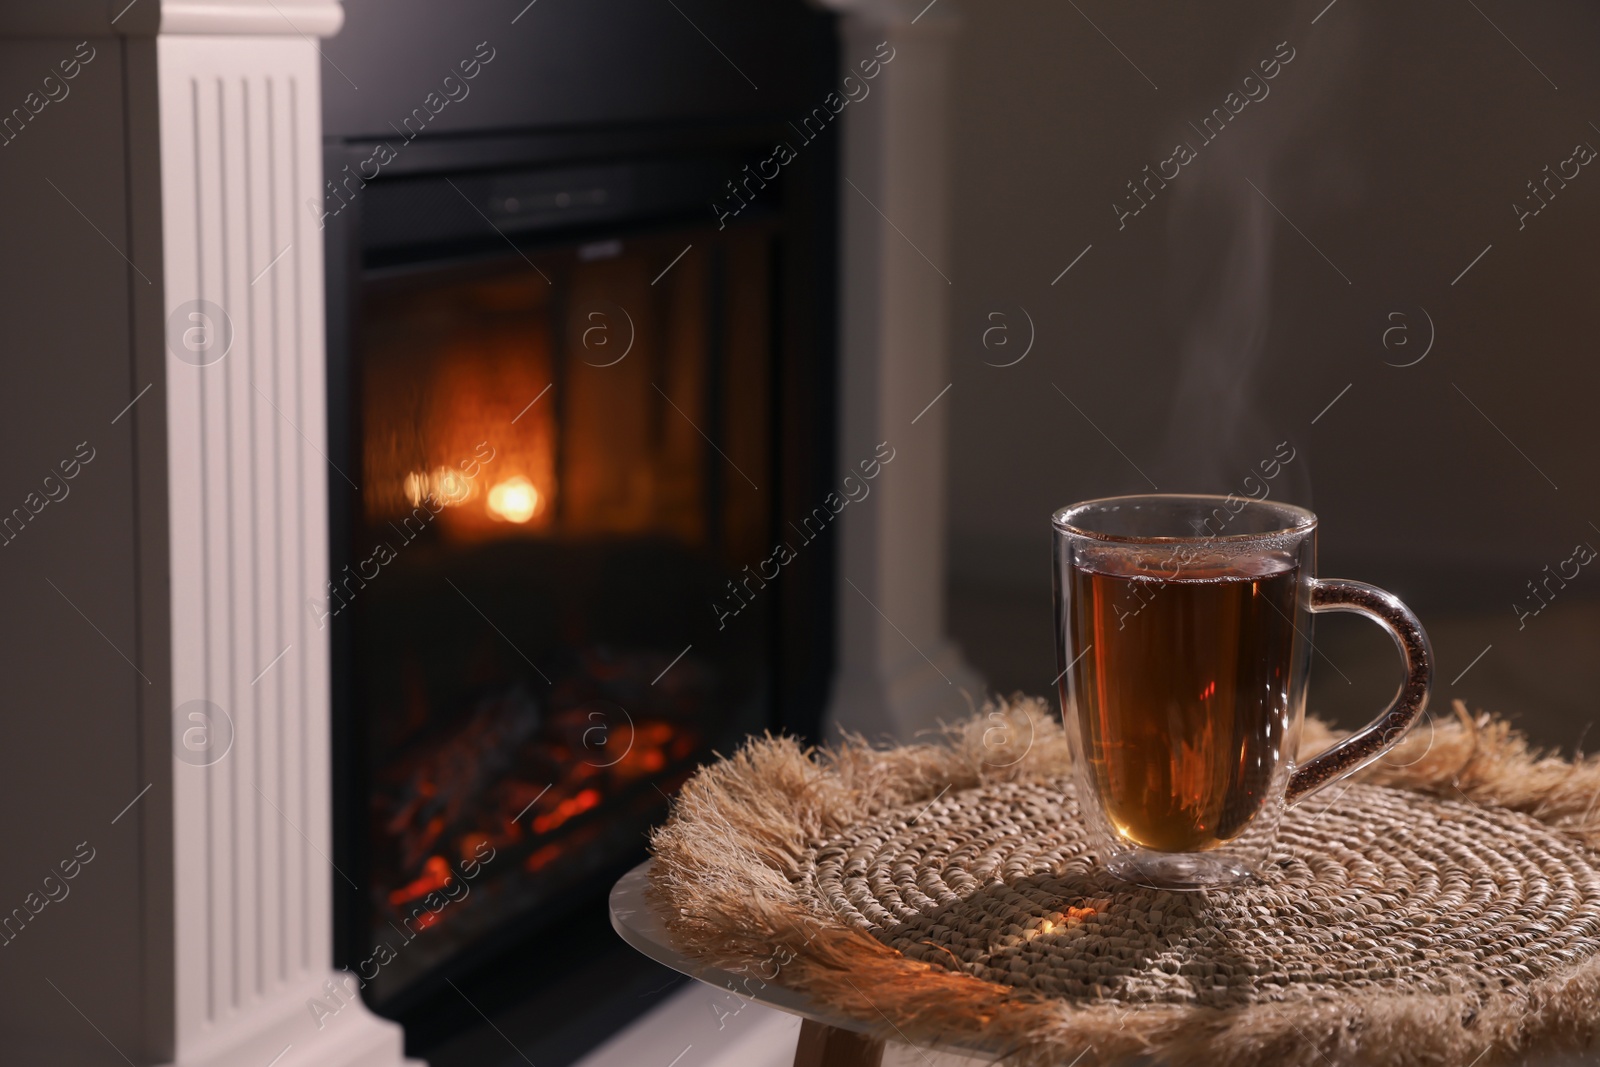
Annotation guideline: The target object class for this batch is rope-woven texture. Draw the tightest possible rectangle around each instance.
[805,777,1600,1006]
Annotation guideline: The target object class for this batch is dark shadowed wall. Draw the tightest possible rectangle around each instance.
[944,0,1600,747]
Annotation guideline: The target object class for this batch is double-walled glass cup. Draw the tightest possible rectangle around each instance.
[1052,494,1432,889]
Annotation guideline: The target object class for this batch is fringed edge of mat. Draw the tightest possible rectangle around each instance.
[648,697,1600,1067]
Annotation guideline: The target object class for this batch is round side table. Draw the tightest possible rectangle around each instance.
[611,858,1600,1067]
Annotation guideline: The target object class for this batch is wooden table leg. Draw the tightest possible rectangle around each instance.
[793,1018,886,1067]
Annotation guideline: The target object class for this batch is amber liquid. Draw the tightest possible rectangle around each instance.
[1065,556,1299,852]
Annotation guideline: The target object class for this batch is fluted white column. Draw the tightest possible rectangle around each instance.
[155,8,410,1066]
[819,0,984,740]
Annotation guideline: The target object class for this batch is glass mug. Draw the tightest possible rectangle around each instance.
[1052,494,1432,889]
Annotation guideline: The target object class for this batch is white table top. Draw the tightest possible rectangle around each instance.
[609,858,904,1036]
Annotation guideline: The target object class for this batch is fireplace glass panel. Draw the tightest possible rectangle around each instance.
[348,225,773,1002]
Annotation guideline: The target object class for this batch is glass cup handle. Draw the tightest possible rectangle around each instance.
[1286,578,1433,805]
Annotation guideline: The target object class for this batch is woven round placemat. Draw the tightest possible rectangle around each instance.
[808,777,1600,1007]
[650,699,1600,1067]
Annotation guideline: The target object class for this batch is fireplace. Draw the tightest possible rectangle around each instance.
[0,0,970,1063]
[320,72,840,1059]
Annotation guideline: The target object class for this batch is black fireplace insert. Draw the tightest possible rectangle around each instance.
[319,2,839,1061]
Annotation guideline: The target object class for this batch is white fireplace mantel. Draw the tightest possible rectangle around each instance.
[0,3,409,1065]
